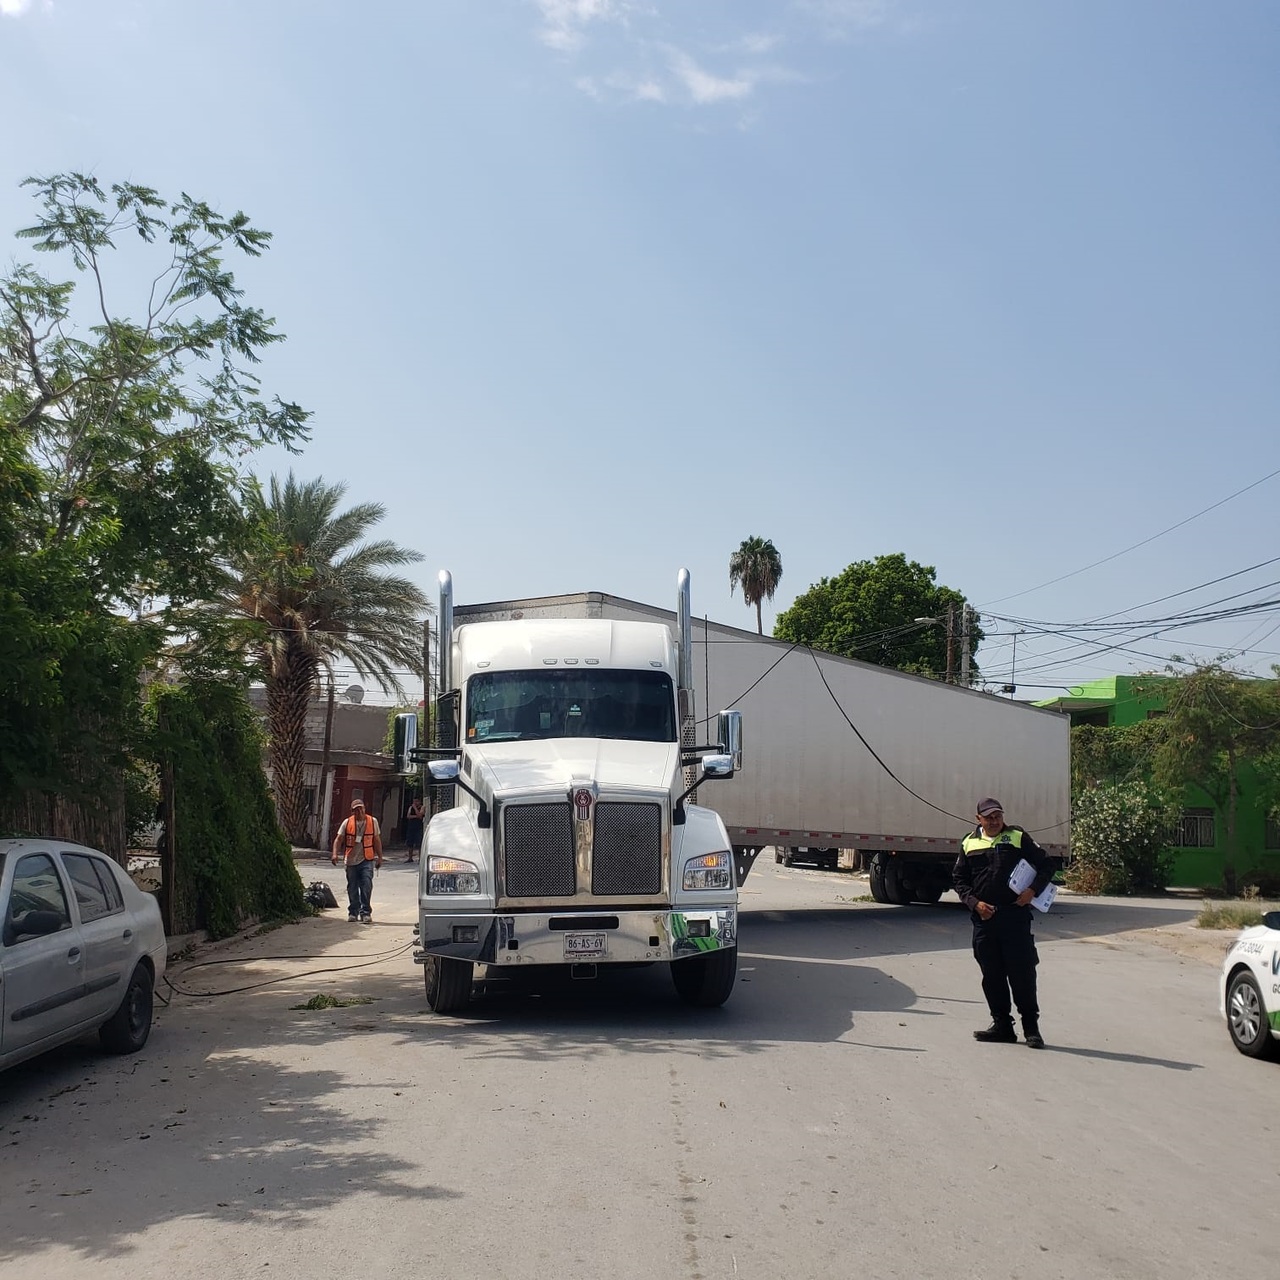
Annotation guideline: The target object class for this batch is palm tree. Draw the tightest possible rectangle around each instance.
[212,473,430,844]
[729,536,783,635]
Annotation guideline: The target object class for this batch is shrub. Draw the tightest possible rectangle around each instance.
[1067,781,1175,895]
[1196,902,1273,929]
[149,678,304,937]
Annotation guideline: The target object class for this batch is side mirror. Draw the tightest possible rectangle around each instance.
[393,713,419,775]
[428,759,460,783]
[716,709,743,770]
[701,754,734,778]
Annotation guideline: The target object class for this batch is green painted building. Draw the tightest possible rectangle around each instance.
[1036,675,1280,888]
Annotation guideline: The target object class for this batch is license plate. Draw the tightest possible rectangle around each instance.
[563,932,607,960]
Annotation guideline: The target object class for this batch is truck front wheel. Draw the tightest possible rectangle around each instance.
[671,947,738,1007]
[423,954,473,1014]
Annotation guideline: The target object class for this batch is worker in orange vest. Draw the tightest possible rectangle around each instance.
[331,796,383,923]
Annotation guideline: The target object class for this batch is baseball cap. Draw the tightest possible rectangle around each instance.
[350,797,366,808]
[975,797,1003,816]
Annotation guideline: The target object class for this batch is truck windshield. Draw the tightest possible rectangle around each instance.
[465,670,677,744]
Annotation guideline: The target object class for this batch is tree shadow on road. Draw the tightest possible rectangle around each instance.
[0,971,455,1265]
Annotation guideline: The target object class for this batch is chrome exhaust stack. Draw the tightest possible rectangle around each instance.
[438,570,454,693]
[676,568,692,693]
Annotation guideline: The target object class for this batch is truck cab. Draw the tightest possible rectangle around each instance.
[401,571,742,1014]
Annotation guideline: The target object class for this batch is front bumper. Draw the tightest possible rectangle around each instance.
[415,907,736,967]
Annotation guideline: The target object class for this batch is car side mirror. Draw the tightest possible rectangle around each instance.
[6,909,66,941]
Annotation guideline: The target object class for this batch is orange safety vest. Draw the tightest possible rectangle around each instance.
[342,815,377,861]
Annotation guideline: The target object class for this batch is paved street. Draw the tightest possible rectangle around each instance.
[0,854,1274,1280]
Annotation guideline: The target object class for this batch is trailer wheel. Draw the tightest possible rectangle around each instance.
[774,847,784,864]
[781,848,796,868]
[671,947,738,1007]
[423,954,473,1014]
[883,859,914,906]
[868,853,891,903]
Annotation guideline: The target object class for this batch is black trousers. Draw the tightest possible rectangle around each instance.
[972,905,1039,1026]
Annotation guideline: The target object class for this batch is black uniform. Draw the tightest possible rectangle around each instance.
[952,823,1053,1035]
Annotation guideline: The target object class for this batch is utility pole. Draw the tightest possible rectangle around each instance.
[960,604,973,687]
[945,604,956,684]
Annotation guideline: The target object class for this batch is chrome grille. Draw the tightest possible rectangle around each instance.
[592,802,662,896]
[504,803,575,897]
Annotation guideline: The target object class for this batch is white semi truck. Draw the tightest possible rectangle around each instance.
[397,571,744,1014]
[432,586,1072,909]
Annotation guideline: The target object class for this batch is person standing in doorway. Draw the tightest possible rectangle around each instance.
[331,796,383,923]
[953,797,1054,1048]
[405,795,425,862]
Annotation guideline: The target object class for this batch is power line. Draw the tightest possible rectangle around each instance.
[980,466,1280,607]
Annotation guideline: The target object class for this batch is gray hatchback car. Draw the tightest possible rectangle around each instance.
[0,838,167,1072]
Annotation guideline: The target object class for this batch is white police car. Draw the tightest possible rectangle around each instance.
[1220,910,1280,1061]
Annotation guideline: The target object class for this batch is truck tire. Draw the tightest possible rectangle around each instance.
[868,853,892,903]
[882,858,914,906]
[781,848,796,868]
[423,954,473,1014]
[671,947,737,1007]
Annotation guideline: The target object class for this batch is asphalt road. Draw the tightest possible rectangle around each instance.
[0,854,1274,1280]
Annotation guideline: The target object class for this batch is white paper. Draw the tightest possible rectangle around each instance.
[1030,882,1057,913]
[1008,858,1055,912]
[1008,858,1037,894]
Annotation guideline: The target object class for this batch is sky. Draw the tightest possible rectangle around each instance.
[2,0,1278,701]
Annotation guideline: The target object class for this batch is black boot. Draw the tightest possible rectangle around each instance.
[1022,1020,1045,1049]
[973,1020,1018,1043]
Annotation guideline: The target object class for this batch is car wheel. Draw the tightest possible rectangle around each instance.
[671,947,738,1007]
[100,963,154,1055]
[1227,970,1280,1059]
[424,954,473,1014]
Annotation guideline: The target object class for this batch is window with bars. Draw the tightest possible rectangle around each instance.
[1173,808,1215,848]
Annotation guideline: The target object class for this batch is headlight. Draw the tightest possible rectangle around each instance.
[683,851,733,891]
[428,855,481,895]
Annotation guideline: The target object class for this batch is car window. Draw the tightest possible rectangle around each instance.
[63,852,124,922]
[4,853,73,945]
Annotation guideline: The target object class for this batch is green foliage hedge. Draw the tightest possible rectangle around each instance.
[150,679,303,938]
[1066,781,1175,895]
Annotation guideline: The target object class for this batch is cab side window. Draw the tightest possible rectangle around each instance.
[63,852,124,922]
[3,853,73,945]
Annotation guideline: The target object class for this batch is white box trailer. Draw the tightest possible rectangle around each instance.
[455,589,1071,906]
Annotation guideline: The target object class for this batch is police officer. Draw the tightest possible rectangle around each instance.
[953,797,1054,1049]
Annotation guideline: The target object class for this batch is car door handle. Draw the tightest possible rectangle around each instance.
[122,929,133,940]
[67,947,81,962]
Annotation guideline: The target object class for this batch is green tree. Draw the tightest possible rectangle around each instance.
[774,553,980,677]
[728,536,783,635]
[208,473,430,844]
[1141,664,1280,891]
[0,172,308,845]
[1070,721,1166,794]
